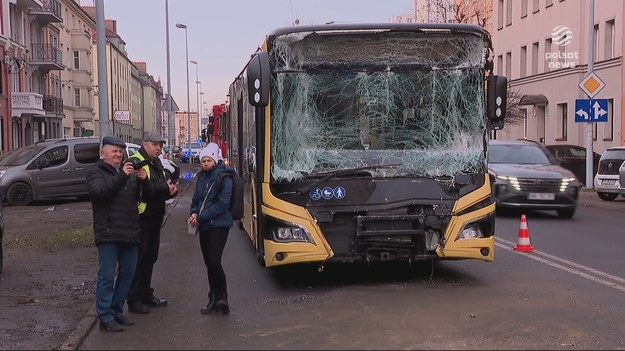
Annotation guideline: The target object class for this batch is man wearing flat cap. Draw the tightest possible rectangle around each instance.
[127,132,178,314]
[86,135,141,332]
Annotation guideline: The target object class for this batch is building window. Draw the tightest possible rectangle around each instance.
[531,42,539,75]
[522,109,528,139]
[557,102,567,140]
[521,0,528,17]
[497,54,504,75]
[544,38,552,71]
[498,0,504,29]
[605,19,615,60]
[74,88,80,107]
[533,0,540,13]
[73,51,79,70]
[603,98,614,141]
[506,0,513,26]
[520,46,527,78]
[505,51,512,78]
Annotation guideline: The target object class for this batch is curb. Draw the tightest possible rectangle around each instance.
[59,304,97,350]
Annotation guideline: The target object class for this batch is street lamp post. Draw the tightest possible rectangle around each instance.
[190,60,200,142]
[176,23,191,147]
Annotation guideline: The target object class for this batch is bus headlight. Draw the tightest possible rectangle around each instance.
[455,213,493,241]
[458,226,483,239]
[272,224,315,244]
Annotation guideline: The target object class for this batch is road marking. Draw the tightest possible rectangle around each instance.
[495,238,625,293]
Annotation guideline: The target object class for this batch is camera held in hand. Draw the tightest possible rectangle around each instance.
[126,157,150,171]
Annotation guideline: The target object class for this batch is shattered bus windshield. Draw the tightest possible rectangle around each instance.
[269,30,488,181]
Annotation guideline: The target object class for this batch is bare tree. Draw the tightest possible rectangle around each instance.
[413,0,492,31]
[505,87,525,126]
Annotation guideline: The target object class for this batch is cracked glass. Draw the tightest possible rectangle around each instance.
[268,29,489,182]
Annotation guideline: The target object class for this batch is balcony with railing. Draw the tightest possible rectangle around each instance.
[43,95,64,117]
[30,0,62,24]
[12,92,44,116]
[30,43,64,72]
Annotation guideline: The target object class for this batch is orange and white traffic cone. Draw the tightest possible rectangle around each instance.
[513,214,535,252]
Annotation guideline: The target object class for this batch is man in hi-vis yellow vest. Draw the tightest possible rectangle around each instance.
[127,132,179,314]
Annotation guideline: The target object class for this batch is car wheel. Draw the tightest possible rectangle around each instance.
[557,208,575,218]
[597,192,618,201]
[6,182,33,206]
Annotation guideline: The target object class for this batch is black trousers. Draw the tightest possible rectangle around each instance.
[199,227,230,298]
[128,217,163,304]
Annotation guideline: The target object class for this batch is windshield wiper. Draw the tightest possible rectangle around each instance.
[297,163,401,195]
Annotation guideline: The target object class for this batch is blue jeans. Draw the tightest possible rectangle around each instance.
[96,242,138,323]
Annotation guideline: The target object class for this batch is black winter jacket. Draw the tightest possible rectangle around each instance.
[133,148,176,223]
[86,159,141,245]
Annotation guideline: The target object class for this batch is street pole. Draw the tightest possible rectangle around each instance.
[165,0,174,146]
[176,23,191,147]
[95,0,109,140]
[190,60,200,142]
[585,0,594,188]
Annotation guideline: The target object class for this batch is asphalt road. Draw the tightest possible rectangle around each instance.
[64,172,625,350]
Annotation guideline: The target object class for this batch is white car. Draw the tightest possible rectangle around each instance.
[180,142,203,163]
[126,142,179,179]
[594,146,625,201]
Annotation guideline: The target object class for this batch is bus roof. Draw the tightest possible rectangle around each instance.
[267,22,491,44]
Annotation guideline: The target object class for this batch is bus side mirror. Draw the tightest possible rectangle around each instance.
[487,75,507,130]
[246,51,270,107]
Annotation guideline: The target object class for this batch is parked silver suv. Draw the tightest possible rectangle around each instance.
[0,137,101,206]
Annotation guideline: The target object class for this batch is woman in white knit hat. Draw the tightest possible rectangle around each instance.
[188,142,235,315]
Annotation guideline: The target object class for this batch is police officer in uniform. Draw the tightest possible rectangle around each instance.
[127,132,179,314]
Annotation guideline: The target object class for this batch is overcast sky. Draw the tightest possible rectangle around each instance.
[88,0,412,114]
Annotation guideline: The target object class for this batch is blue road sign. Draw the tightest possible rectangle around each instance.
[575,98,608,122]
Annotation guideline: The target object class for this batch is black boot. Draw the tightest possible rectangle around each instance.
[200,292,216,315]
[214,293,230,315]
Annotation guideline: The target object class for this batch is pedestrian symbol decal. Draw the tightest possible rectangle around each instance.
[333,186,346,199]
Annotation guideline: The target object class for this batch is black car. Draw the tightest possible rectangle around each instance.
[488,140,581,218]
[545,144,600,186]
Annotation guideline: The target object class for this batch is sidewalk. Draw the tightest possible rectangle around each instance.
[578,188,625,211]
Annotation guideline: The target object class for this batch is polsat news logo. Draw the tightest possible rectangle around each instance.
[546,25,578,69]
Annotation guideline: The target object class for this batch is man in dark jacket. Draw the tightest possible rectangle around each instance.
[86,135,141,332]
[127,132,179,314]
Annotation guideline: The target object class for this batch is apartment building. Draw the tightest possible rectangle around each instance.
[0,0,11,153]
[81,10,135,142]
[8,0,64,149]
[492,0,623,153]
[57,0,96,138]
[175,111,199,146]
[134,61,164,141]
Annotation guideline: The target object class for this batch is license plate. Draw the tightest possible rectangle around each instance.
[602,179,617,185]
[528,193,555,200]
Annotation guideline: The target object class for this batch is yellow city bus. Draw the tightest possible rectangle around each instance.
[226,23,507,268]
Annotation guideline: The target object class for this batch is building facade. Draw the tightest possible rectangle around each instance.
[491,0,623,153]
[8,0,64,149]
[135,61,163,139]
[175,110,198,146]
